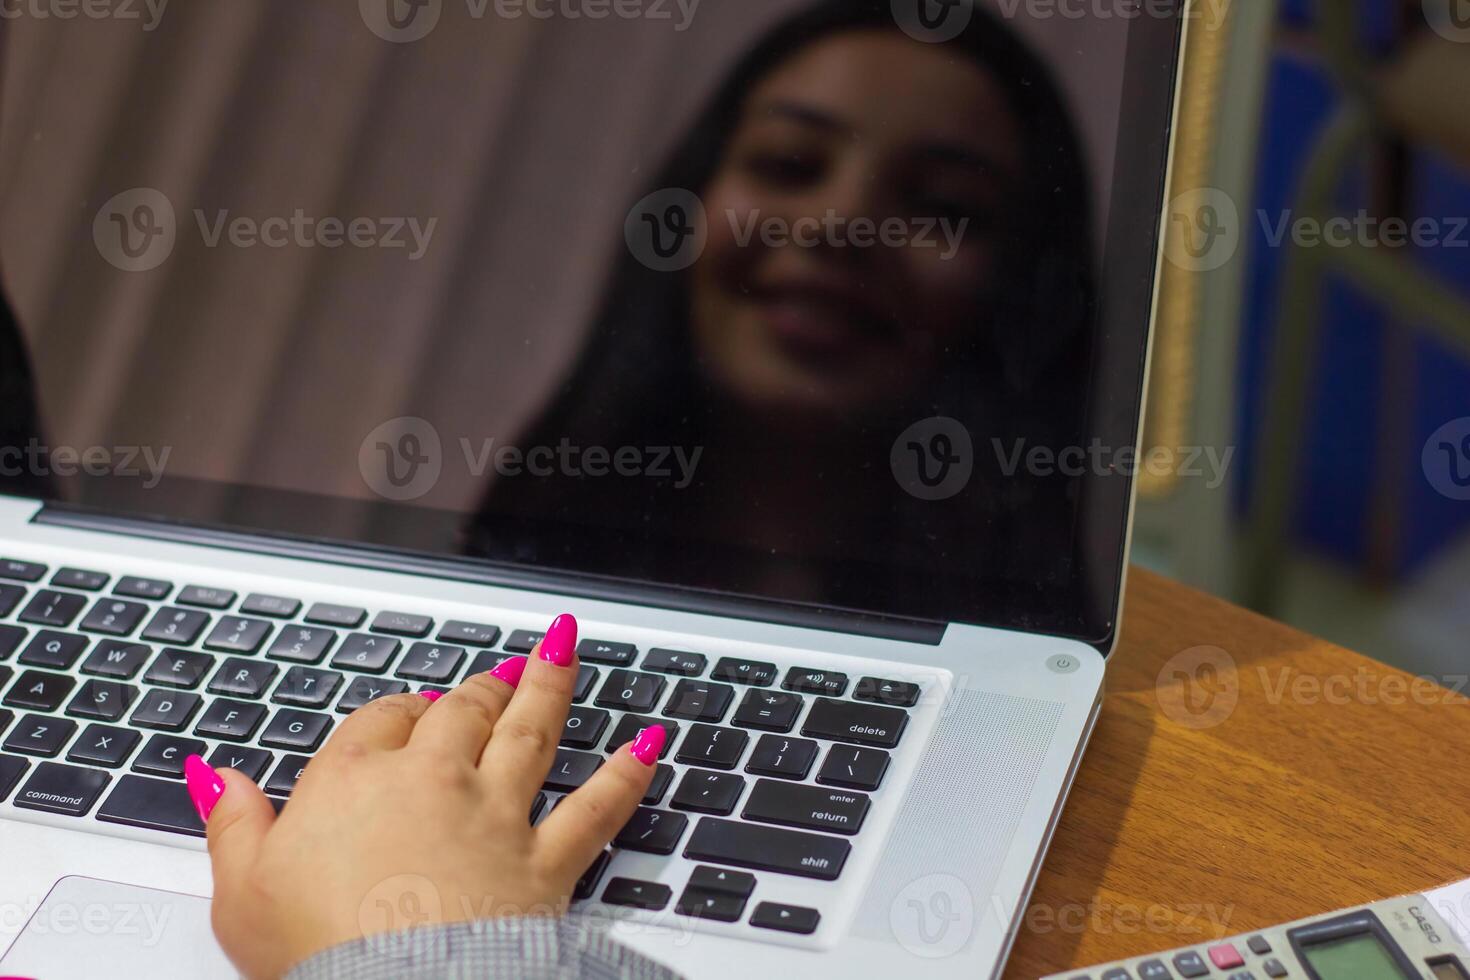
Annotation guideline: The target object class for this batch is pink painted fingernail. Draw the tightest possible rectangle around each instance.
[538,613,577,667]
[184,755,226,824]
[628,725,666,766]
[419,690,443,702]
[488,656,526,687]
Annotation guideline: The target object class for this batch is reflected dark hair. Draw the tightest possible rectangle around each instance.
[482,0,1096,527]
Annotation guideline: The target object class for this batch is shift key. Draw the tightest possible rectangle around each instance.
[801,697,907,748]
[685,817,849,880]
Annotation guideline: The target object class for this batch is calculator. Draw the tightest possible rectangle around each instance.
[1042,878,1470,980]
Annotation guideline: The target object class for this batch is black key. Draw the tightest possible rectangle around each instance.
[114,576,172,600]
[530,792,548,822]
[305,602,365,628]
[371,611,433,638]
[141,607,210,645]
[96,774,204,836]
[52,567,109,591]
[1173,953,1211,979]
[643,764,673,805]
[3,713,77,757]
[132,734,206,778]
[0,624,25,659]
[330,633,400,673]
[817,744,890,791]
[206,745,274,782]
[267,625,337,664]
[643,648,707,677]
[130,689,202,731]
[79,598,147,637]
[438,621,500,647]
[671,770,745,815]
[595,670,665,713]
[604,715,678,759]
[742,779,870,835]
[732,689,803,733]
[0,671,9,703]
[13,761,111,816]
[675,887,745,922]
[662,679,733,723]
[144,648,215,689]
[684,818,850,881]
[204,617,274,655]
[240,593,301,618]
[65,679,138,721]
[336,677,410,713]
[560,706,611,750]
[784,667,848,698]
[0,705,10,734]
[711,657,777,687]
[177,585,236,609]
[854,676,921,707]
[4,669,76,711]
[573,664,598,704]
[80,639,152,679]
[503,629,544,653]
[18,629,90,670]
[675,724,747,770]
[573,850,611,902]
[0,588,24,623]
[802,697,907,748]
[67,724,140,768]
[195,698,268,741]
[0,754,29,800]
[543,749,602,792]
[601,877,671,911]
[265,754,311,796]
[19,589,87,627]
[273,666,343,709]
[260,709,333,751]
[577,639,636,667]
[208,657,279,699]
[689,865,756,896]
[466,650,515,677]
[613,807,688,855]
[750,902,820,935]
[0,558,46,582]
[745,735,818,781]
[394,642,466,683]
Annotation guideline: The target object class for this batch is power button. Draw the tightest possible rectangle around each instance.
[1047,654,1081,674]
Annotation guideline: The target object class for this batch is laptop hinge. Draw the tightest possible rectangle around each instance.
[33,505,946,645]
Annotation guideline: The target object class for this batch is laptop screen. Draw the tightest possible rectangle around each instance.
[0,0,1182,642]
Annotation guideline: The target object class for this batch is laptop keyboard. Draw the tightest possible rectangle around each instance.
[0,556,937,941]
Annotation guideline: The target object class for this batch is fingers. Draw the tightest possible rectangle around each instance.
[408,667,517,760]
[313,691,431,762]
[480,614,579,812]
[536,731,661,881]
[200,765,278,900]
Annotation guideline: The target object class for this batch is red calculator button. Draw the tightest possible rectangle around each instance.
[1208,944,1245,969]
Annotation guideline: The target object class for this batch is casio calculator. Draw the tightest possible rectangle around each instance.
[1043,879,1470,980]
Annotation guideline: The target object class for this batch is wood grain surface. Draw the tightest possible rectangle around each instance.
[1005,568,1470,978]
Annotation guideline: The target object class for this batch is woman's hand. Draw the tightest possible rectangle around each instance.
[185,613,665,980]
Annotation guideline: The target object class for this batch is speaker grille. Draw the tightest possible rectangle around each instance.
[850,689,1064,948]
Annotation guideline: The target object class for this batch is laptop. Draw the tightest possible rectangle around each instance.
[0,0,1183,976]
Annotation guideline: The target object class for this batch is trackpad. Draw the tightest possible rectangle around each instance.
[0,876,236,979]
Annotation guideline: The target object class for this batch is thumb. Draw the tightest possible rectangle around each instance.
[188,757,277,890]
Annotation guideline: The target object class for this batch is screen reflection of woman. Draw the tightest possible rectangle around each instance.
[474,0,1097,617]
[25,4,1101,978]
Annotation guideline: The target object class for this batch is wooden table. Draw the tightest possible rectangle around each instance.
[1006,568,1470,978]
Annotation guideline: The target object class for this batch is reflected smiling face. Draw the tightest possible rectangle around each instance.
[690,29,1025,425]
